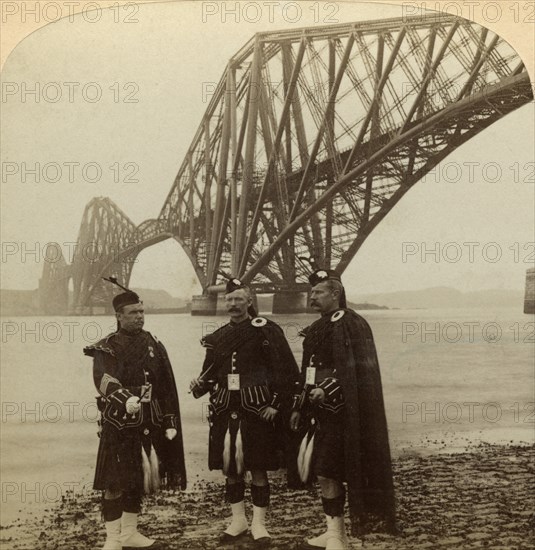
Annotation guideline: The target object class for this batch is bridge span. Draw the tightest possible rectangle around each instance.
[38,14,533,314]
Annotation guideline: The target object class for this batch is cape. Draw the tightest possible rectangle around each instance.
[84,330,187,490]
[305,309,396,536]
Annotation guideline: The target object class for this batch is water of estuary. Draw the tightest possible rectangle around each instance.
[1,307,533,524]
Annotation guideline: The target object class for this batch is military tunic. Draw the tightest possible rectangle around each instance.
[84,329,186,493]
[196,316,299,474]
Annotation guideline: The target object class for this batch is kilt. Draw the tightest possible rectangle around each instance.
[311,407,346,481]
[208,407,280,472]
[94,410,166,492]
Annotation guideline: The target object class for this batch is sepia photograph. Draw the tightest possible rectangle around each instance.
[1,1,534,548]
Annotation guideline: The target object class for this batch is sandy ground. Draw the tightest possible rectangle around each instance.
[1,443,534,550]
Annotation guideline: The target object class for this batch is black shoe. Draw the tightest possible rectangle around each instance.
[219,529,248,544]
[123,542,162,550]
[251,534,272,547]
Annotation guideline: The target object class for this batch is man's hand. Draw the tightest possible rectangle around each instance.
[290,411,301,431]
[165,428,177,441]
[189,378,204,392]
[308,388,325,405]
[260,406,279,422]
[125,396,141,414]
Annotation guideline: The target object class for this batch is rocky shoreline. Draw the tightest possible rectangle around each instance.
[2,443,533,550]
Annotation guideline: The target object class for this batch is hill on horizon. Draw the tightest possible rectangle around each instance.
[130,288,188,309]
[0,286,527,315]
[351,286,525,309]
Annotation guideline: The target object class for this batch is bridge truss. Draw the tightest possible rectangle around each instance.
[39,14,533,311]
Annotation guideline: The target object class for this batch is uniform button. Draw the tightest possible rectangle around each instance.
[231,412,238,420]
[143,428,150,435]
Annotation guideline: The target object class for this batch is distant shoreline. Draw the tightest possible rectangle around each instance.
[0,285,527,316]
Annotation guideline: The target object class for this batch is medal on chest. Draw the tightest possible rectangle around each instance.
[228,351,241,390]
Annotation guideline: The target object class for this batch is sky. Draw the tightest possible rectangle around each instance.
[1,0,534,301]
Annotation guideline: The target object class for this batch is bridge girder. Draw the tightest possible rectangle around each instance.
[159,13,533,292]
[43,14,533,309]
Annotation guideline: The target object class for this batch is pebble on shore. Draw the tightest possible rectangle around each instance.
[2,443,534,550]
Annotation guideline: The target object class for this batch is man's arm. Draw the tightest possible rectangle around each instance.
[313,378,345,412]
[264,323,300,412]
[190,335,217,398]
[92,349,139,413]
[152,340,180,432]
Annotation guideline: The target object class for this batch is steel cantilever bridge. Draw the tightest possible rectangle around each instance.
[39,14,533,314]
